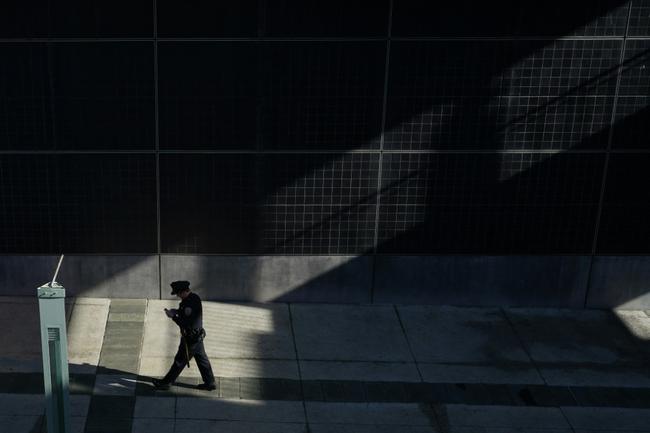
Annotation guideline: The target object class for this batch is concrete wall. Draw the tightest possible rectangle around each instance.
[0,255,648,309]
[160,255,373,303]
[0,255,159,299]
[586,256,650,309]
[372,256,591,307]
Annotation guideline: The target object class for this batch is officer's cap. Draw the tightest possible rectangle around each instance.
[170,280,190,295]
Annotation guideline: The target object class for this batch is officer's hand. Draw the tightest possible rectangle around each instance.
[164,308,177,318]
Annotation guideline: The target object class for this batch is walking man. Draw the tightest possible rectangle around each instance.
[153,280,216,391]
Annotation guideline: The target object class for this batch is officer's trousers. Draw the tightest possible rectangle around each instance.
[162,337,215,385]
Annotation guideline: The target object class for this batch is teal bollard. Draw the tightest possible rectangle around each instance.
[38,277,71,432]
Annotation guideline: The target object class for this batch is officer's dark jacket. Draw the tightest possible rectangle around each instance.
[172,292,203,332]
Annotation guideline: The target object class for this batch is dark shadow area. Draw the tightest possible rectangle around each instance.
[1,0,645,260]
[0,153,156,254]
[3,301,650,433]
[391,0,631,38]
[0,2,648,314]
[158,36,645,256]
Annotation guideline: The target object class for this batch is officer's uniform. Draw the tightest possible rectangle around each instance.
[154,281,215,390]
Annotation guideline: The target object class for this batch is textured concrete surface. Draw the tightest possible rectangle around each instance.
[373,255,591,307]
[562,407,650,431]
[161,255,373,303]
[505,309,650,365]
[142,300,298,379]
[587,256,650,309]
[0,416,87,433]
[291,304,413,362]
[305,402,437,425]
[435,405,570,429]
[172,420,307,433]
[144,300,295,359]
[176,397,305,422]
[132,419,175,433]
[133,396,176,418]
[2,297,650,433]
[310,425,436,433]
[0,298,48,372]
[93,374,138,395]
[418,363,544,384]
[299,360,421,382]
[0,297,75,373]
[0,393,90,417]
[0,255,160,298]
[3,254,649,308]
[397,306,531,364]
[68,298,110,374]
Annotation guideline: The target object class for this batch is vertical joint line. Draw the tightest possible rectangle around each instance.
[287,304,310,431]
[371,0,393,303]
[586,4,633,308]
[257,0,267,38]
[154,0,162,299]
[393,305,424,381]
[501,307,547,385]
[46,42,57,149]
[589,4,632,260]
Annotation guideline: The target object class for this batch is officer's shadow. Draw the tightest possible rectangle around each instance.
[24,362,217,433]
[83,364,209,397]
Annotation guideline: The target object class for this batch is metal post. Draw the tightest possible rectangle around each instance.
[38,258,71,433]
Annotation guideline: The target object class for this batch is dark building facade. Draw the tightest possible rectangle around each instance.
[0,1,649,307]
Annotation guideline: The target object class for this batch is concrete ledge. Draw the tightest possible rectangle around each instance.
[0,255,159,298]
[161,255,373,303]
[586,256,650,309]
[373,256,591,307]
[1,254,646,308]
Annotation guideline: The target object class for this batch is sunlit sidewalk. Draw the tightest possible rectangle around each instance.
[1,296,650,432]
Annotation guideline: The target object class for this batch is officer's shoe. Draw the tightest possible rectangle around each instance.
[152,379,171,390]
[196,382,216,391]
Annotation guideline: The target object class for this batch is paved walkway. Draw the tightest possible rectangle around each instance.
[1,296,650,432]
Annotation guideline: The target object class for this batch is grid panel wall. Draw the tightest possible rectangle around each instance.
[377,152,605,254]
[597,154,650,253]
[158,43,261,151]
[610,38,650,150]
[259,153,378,254]
[0,0,152,37]
[49,43,155,150]
[0,43,155,151]
[160,153,378,254]
[0,154,157,253]
[157,0,391,38]
[263,0,390,37]
[617,39,650,97]
[628,0,650,36]
[159,154,259,253]
[156,0,258,37]
[0,44,52,150]
[612,96,650,149]
[0,1,648,255]
[391,1,629,37]
[159,42,385,151]
[384,40,621,151]
[610,28,650,150]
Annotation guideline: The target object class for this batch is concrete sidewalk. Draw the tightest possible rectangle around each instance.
[1,296,650,432]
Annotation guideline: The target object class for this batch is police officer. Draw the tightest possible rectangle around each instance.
[152,280,216,391]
